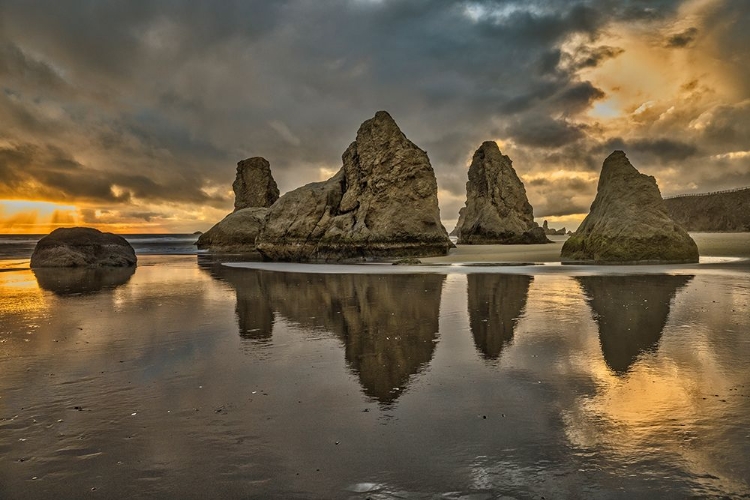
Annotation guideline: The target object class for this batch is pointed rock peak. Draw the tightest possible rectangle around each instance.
[238,157,269,169]
[475,141,511,165]
[479,140,500,152]
[356,110,406,145]
[373,110,396,124]
[601,150,639,179]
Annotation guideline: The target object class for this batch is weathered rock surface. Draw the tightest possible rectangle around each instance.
[256,111,452,261]
[30,227,137,268]
[561,151,699,263]
[455,142,549,244]
[664,188,750,232]
[196,207,268,252]
[233,157,279,211]
[198,156,279,252]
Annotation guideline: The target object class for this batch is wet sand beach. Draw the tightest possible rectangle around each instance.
[0,234,749,498]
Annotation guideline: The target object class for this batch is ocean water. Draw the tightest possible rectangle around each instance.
[0,234,201,261]
[0,248,749,498]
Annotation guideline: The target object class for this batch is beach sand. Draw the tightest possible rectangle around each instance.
[421,233,750,264]
[0,233,749,499]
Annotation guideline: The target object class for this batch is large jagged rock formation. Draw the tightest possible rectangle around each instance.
[561,151,699,263]
[30,227,137,268]
[455,142,549,244]
[256,111,452,261]
[233,157,279,211]
[197,157,279,252]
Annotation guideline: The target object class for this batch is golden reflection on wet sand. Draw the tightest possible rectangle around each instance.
[0,256,748,498]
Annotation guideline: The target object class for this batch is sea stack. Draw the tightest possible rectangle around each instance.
[455,141,549,244]
[543,220,567,236]
[561,151,699,263]
[256,111,452,261]
[30,227,137,268]
[196,157,279,252]
[233,157,280,211]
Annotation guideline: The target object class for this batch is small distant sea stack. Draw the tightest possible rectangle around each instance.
[543,220,567,236]
[257,111,452,261]
[455,141,549,244]
[561,151,699,263]
[30,227,137,268]
[197,157,279,252]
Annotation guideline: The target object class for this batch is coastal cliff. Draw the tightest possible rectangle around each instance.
[664,188,750,232]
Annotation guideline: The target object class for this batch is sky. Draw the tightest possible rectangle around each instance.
[1,0,749,233]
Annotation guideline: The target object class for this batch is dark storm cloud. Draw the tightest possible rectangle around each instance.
[692,103,750,149]
[552,82,606,114]
[0,41,67,91]
[0,143,127,202]
[507,115,588,148]
[525,176,597,217]
[0,142,227,207]
[568,45,625,70]
[665,27,698,48]
[0,0,745,226]
[602,137,699,162]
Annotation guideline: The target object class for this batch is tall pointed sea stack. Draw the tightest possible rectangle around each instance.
[256,111,452,261]
[561,151,699,263]
[196,157,279,252]
[455,141,549,244]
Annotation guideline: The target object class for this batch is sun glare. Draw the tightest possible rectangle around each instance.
[0,200,80,234]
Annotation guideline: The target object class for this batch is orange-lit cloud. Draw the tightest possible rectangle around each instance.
[0,200,226,234]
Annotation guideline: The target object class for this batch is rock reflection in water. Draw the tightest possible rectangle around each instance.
[262,272,446,404]
[200,258,446,404]
[577,274,693,374]
[198,256,274,342]
[32,266,135,295]
[468,274,532,360]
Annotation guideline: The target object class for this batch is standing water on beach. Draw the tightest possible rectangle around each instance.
[1,234,749,498]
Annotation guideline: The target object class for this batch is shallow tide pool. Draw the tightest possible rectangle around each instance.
[1,255,749,499]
